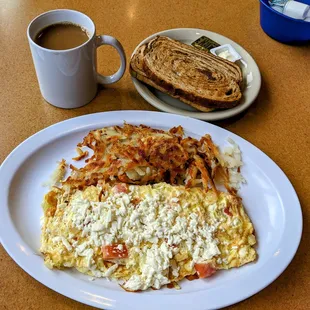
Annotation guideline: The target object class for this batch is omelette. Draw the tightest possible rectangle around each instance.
[40,182,256,291]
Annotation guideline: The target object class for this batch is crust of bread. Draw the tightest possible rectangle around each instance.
[130,67,214,112]
[130,36,243,111]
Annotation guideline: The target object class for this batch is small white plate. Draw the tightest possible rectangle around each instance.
[131,28,261,121]
[0,111,302,310]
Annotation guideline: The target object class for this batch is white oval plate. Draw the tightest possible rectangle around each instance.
[0,111,301,310]
[131,28,261,121]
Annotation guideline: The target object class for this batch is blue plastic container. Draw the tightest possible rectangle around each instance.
[260,0,310,43]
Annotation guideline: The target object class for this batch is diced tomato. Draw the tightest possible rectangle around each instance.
[102,243,128,259]
[113,183,128,194]
[194,263,216,278]
[224,207,233,216]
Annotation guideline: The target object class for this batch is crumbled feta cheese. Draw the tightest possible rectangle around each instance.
[117,244,123,251]
[76,242,88,254]
[62,184,221,290]
[220,138,246,190]
[104,264,119,277]
[124,275,143,291]
[92,222,105,232]
[61,237,72,251]
[52,236,62,243]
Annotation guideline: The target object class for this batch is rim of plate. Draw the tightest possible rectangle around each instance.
[0,111,302,310]
[130,28,262,121]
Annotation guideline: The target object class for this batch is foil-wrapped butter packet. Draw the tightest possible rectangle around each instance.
[191,36,220,51]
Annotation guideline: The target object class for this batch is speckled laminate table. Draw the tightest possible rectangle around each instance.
[0,0,309,309]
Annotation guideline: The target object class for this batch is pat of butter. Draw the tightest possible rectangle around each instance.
[210,44,242,63]
[218,50,235,62]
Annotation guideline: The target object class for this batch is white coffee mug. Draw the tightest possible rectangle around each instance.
[27,9,126,109]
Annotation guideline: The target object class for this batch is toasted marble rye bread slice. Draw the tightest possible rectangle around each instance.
[130,36,243,111]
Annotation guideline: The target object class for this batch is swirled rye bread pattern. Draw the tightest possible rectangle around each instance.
[130,36,243,112]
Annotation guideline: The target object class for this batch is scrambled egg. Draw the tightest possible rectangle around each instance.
[40,183,256,291]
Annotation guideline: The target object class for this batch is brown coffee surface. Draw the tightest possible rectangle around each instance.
[34,22,89,50]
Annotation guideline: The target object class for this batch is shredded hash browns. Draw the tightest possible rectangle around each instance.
[62,124,235,194]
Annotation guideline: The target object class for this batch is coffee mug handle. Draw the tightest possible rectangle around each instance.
[95,35,126,84]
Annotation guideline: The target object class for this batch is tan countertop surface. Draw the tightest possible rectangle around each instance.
[0,0,309,309]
